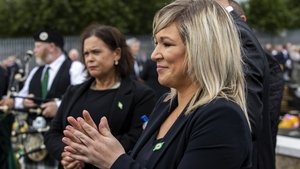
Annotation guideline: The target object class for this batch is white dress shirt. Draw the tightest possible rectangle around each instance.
[15,54,87,108]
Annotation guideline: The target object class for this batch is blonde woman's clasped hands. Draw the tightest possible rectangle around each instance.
[62,110,125,169]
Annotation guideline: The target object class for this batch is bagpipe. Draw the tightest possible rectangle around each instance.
[0,50,33,116]
[0,50,50,162]
[7,100,51,162]
[6,50,33,95]
[13,124,50,162]
[0,95,51,115]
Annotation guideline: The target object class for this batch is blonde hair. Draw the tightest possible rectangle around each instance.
[153,0,249,124]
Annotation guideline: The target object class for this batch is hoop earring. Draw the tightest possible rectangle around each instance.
[114,60,119,65]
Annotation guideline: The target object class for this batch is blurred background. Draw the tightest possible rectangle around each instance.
[1,0,300,168]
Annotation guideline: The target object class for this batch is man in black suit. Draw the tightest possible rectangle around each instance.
[229,0,283,163]
[217,0,274,169]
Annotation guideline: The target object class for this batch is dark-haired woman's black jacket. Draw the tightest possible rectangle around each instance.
[45,77,156,168]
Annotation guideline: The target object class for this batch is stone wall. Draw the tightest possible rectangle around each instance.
[276,154,300,169]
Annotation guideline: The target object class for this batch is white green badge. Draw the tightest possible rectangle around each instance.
[118,101,123,110]
[153,142,164,151]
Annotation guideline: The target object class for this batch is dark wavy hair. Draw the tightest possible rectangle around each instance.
[80,24,133,77]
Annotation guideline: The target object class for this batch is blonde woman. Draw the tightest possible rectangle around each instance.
[62,0,252,168]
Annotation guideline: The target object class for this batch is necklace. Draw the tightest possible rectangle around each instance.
[90,79,121,90]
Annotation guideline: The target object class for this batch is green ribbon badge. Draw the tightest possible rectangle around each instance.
[118,101,123,110]
[153,142,164,151]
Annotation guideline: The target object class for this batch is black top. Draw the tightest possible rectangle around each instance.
[69,89,118,169]
[69,88,118,124]
[111,97,252,169]
[135,132,162,167]
[69,88,118,169]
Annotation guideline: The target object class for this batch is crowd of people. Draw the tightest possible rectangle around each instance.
[264,42,300,111]
[265,43,300,83]
[0,0,286,169]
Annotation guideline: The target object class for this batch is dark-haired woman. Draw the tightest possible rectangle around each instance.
[44,25,156,169]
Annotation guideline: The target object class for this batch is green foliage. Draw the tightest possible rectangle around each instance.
[0,0,171,37]
[285,0,300,29]
[245,0,292,35]
[242,0,300,34]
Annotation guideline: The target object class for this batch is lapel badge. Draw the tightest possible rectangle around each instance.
[118,101,123,110]
[153,142,164,151]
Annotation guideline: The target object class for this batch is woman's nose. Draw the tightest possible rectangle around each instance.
[84,54,94,63]
[151,46,162,61]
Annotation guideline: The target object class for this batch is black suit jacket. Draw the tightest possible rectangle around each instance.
[111,98,252,169]
[44,77,156,167]
[230,11,273,169]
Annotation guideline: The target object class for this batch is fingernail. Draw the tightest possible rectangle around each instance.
[64,147,68,152]
[78,117,83,122]
[62,137,68,143]
[64,150,70,156]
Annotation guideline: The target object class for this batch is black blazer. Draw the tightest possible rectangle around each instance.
[230,11,273,169]
[111,98,252,169]
[44,77,156,166]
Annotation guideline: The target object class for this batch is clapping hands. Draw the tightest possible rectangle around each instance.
[62,110,125,169]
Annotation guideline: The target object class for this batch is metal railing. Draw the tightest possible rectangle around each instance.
[0,35,155,62]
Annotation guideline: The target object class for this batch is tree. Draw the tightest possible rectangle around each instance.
[246,0,291,35]
[285,0,300,29]
[0,0,171,37]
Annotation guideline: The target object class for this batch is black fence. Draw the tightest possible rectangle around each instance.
[255,29,300,45]
[0,35,155,63]
[2,30,300,66]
